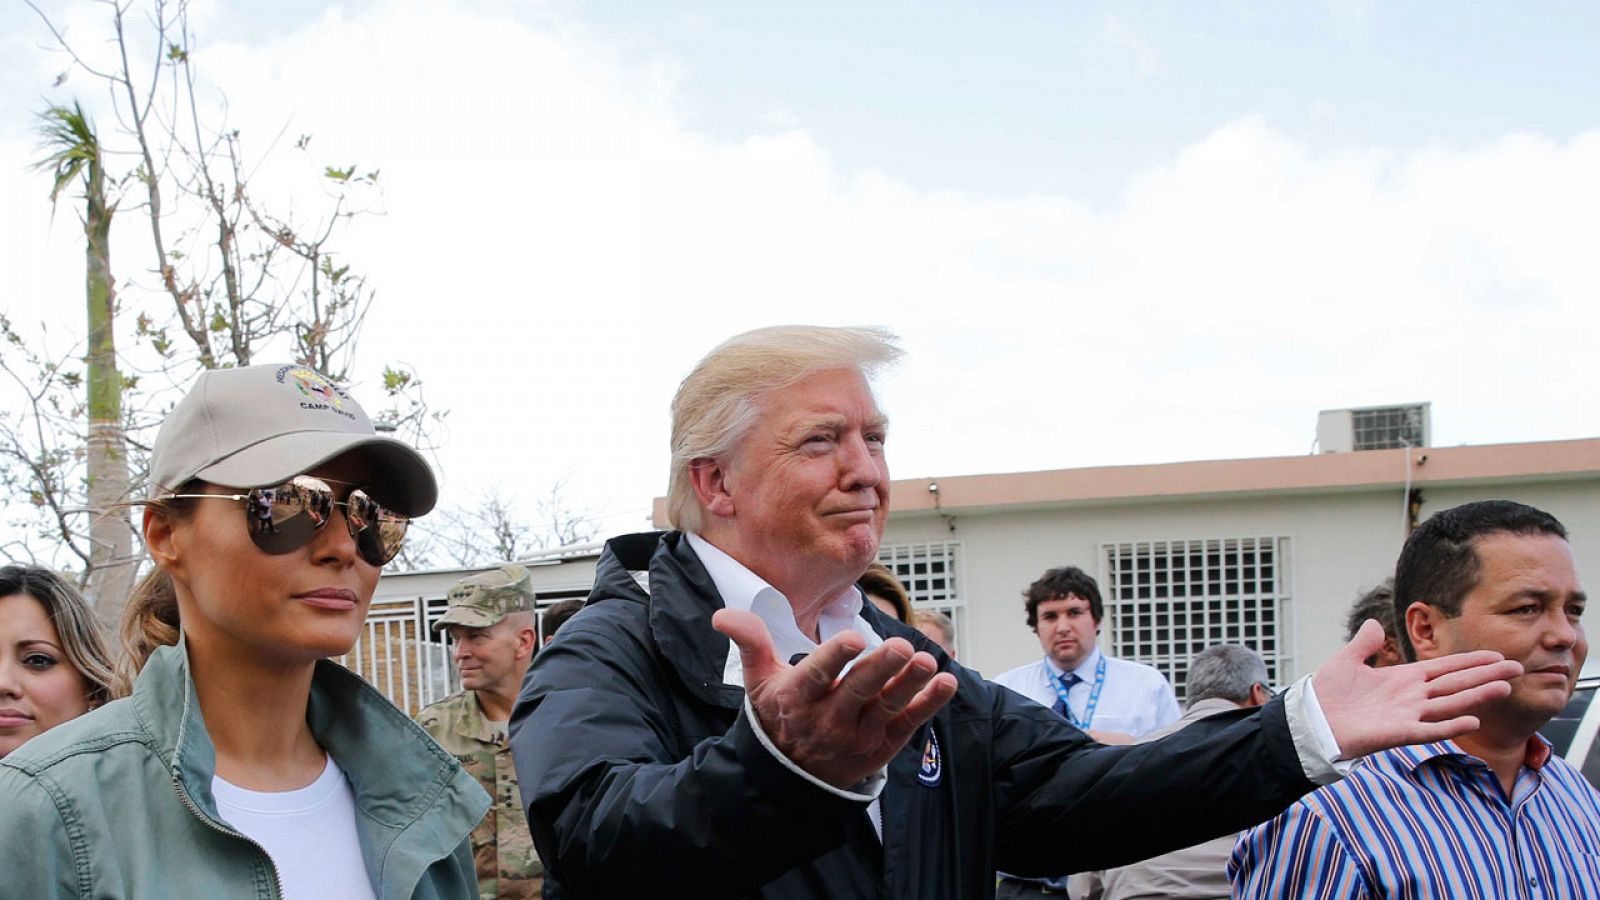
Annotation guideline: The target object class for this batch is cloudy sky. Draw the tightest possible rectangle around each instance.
[3,1,1597,549]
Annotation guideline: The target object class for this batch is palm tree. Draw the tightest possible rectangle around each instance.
[37,101,136,626]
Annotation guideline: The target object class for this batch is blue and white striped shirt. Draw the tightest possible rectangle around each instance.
[1229,736,1600,900]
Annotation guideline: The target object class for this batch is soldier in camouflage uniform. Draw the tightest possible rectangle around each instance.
[417,566,543,899]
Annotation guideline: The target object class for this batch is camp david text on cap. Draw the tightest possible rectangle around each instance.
[276,365,360,422]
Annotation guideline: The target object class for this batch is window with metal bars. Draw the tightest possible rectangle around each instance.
[877,540,963,653]
[1100,536,1292,703]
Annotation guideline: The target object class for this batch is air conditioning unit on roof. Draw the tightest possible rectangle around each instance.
[1317,403,1431,453]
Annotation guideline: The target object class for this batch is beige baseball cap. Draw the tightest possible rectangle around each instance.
[432,565,535,630]
[148,364,438,517]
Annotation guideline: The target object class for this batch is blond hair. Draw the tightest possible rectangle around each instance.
[666,326,901,532]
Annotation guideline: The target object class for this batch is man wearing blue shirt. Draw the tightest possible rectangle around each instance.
[1232,500,1600,898]
[991,566,1184,897]
[992,566,1181,746]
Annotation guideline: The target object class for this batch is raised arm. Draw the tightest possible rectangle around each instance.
[985,621,1521,876]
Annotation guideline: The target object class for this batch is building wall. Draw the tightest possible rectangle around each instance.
[882,476,1600,682]
[363,471,1596,710]
[373,558,600,605]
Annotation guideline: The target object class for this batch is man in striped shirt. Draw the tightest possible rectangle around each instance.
[1231,500,1600,899]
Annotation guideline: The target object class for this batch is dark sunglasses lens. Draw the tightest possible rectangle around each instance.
[244,481,406,564]
[245,483,323,555]
[349,490,408,566]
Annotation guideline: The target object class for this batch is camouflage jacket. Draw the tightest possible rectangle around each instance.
[418,691,542,900]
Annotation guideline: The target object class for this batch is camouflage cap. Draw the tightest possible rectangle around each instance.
[431,565,535,631]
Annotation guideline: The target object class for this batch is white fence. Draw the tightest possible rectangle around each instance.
[337,595,458,716]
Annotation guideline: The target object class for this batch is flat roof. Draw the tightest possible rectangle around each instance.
[651,437,1600,524]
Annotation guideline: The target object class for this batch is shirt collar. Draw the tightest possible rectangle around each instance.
[1394,733,1555,773]
[1044,646,1103,681]
[685,531,773,616]
[685,532,879,686]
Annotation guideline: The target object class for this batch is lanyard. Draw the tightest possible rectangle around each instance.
[1049,654,1107,730]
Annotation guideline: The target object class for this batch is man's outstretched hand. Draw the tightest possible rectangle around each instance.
[714,608,959,790]
[1314,619,1523,759]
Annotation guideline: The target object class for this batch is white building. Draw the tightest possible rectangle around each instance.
[375,434,1599,709]
[862,436,1600,695]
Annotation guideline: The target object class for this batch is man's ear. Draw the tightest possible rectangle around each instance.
[1405,601,1446,658]
[689,457,736,520]
[516,625,538,661]
[1247,682,1272,708]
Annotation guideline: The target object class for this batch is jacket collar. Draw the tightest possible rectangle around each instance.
[589,531,911,710]
[1183,696,1245,721]
[131,635,488,899]
[590,531,746,710]
[448,693,500,745]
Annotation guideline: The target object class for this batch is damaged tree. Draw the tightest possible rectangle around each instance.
[7,0,438,624]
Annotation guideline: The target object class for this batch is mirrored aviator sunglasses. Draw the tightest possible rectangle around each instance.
[166,475,409,566]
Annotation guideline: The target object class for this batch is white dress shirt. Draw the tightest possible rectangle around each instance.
[685,532,888,836]
[991,648,1182,739]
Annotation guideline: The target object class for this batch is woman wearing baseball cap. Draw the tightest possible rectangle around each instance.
[0,364,487,899]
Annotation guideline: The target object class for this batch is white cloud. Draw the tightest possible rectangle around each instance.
[3,0,1596,545]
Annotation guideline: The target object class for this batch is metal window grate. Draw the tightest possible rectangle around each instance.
[878,540,964,654]
[1351,405,1427,451]
[1100,536,1292,703]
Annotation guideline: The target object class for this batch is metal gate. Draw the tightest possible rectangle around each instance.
[337,595,458,716]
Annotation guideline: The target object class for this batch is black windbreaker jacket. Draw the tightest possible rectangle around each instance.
[510,532,1314,899]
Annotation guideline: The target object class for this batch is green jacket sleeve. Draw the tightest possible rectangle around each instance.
[0,765,83,898]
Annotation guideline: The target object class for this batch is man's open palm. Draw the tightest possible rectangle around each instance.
[1315,620,1522,758]
[714,608,959,790]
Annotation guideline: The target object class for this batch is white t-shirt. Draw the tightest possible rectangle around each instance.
[213,756,378,900]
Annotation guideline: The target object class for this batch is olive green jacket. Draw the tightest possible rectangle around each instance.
[0,639,489,899]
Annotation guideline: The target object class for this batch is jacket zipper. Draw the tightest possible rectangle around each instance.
[172,774,287,899]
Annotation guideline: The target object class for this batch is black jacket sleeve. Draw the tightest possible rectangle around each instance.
[982,674,1313,876]
[510,602,873,898]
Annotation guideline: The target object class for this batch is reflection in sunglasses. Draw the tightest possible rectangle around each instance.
[163,475,408,566]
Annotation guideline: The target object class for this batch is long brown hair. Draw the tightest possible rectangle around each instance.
[858,563,912,623]
[0,564,115,705]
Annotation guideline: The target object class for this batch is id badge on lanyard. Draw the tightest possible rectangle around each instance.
[1051,654,1107,730]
